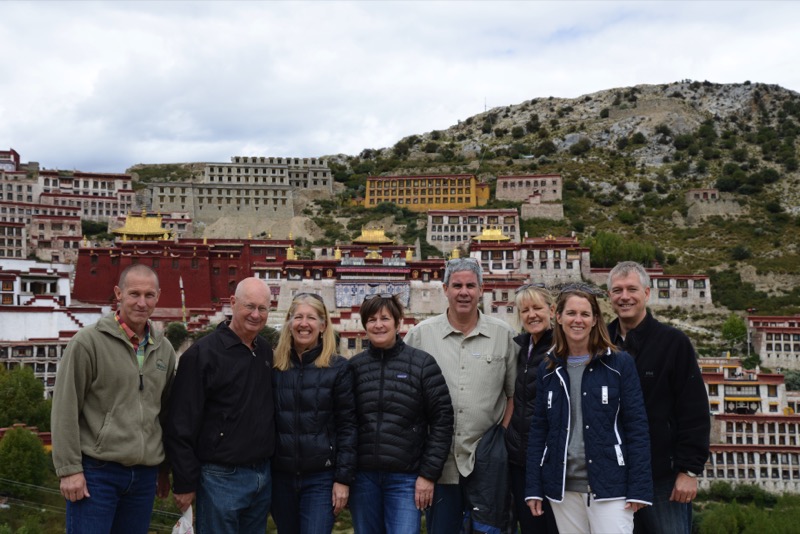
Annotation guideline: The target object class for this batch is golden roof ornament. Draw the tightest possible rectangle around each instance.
[473,226,510,242]
[112,210,171,241]
[354,225,394,244]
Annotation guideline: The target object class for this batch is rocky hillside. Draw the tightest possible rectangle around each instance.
[127,80,800,317]
[320,80,800,316]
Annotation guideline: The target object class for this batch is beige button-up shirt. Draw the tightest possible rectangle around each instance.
[405,311,518,484]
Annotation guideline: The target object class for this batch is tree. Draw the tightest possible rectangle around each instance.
[259,325,281,348]
[0,427,49,497]
[0,367,50,431]
[785,370,800,391]
[165,322,189,351]
[721,313,747,352]
[569,137,591,156]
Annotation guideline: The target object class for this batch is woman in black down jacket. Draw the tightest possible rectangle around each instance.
[271,293,357,534]
[349,294,454,534]
[507,284,559,534]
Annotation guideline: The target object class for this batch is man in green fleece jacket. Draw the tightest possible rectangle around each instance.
[51,264,176,534]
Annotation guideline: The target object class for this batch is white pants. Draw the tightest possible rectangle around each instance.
[550,491,634,533]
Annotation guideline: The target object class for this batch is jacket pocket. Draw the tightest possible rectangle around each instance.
[540,445,549,467]
[93,410,114,453]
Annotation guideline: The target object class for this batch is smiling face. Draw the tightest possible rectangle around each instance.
[609,271,650,328]
[556,294,597,354]
[114,271,160,337]
[365,305,399,349]
[444,269,482,321]
[229,278,270,345]
[518,294,553,342]
[290,303,325,354]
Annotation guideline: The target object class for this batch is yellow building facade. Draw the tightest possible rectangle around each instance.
[364,174,489,212]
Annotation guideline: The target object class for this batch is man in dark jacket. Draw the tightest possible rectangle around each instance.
[606,261,710,534]
[165,277,275,534]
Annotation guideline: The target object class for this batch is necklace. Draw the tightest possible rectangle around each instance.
[567,361,586,368]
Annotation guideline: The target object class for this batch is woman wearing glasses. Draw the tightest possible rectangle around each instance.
[506,284,559,534]
[349,294,454,534]
[271,293,357,534]
[525,287,652,534]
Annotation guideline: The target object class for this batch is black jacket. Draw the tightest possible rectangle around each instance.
[272,345,357,485]
[350,337,454,481]
[164,322,275,494]
[608,312,710,480]
[505,329,553,467]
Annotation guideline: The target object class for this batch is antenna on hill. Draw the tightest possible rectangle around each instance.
[484,97,487,112]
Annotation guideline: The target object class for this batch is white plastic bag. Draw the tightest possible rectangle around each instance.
[172,505,194,534]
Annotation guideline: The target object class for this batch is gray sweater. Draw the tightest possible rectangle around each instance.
[565,363,590,493]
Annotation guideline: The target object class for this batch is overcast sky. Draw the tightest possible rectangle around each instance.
[2,1,798,173]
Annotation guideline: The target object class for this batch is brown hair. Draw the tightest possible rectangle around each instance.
[360,294,404,330]
[550,289,616,368]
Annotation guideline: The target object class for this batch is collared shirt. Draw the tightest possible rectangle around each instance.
[404,311,517,483]
[115,311,151,369]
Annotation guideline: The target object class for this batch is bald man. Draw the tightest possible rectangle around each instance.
[165,278,276,534]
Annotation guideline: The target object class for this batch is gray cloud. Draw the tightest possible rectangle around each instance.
[1,1,798,172]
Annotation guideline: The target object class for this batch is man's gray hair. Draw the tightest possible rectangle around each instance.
[118,264,159,290]
[608,261,650,289]
[444,257,483,286]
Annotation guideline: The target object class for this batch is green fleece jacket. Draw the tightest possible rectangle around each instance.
[51,314,176,477]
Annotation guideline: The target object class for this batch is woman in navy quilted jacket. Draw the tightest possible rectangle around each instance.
[349,294,453,534]
[271,293,357,534]
[525,287,652,534]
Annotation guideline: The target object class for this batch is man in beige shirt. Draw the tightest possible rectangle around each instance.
[404,257,517,533]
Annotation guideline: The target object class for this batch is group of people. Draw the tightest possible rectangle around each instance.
[50,258,710,534]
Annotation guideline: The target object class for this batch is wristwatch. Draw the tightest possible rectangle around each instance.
[682,470,699,478]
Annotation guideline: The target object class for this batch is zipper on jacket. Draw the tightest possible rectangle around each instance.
[375,351,387,462]
[294,360,304,475]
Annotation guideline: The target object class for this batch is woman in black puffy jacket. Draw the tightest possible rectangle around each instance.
[506,284,559,534]
[271,293,357,534]
[349,294,454,534]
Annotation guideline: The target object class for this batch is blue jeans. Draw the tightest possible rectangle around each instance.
[271,469,335,534]
[350,471,421,534]
[66,455,158,534]
[196,461,272,534]
[634,475,691,534]
[425,483,464,534]
[509,465,559,534]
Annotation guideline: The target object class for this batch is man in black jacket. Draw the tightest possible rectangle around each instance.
[606,261,710,534]
[165,277,275,534]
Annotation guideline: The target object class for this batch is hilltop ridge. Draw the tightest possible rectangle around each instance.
[129,80,800,315]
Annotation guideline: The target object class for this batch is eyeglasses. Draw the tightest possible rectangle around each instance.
[363,293,396,302]
[295,292,324,302]
[557,283,606,296]
[243,304,269,315]
[515,282,547,294]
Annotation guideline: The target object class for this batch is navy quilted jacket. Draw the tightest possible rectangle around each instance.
[525,348,653,504]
